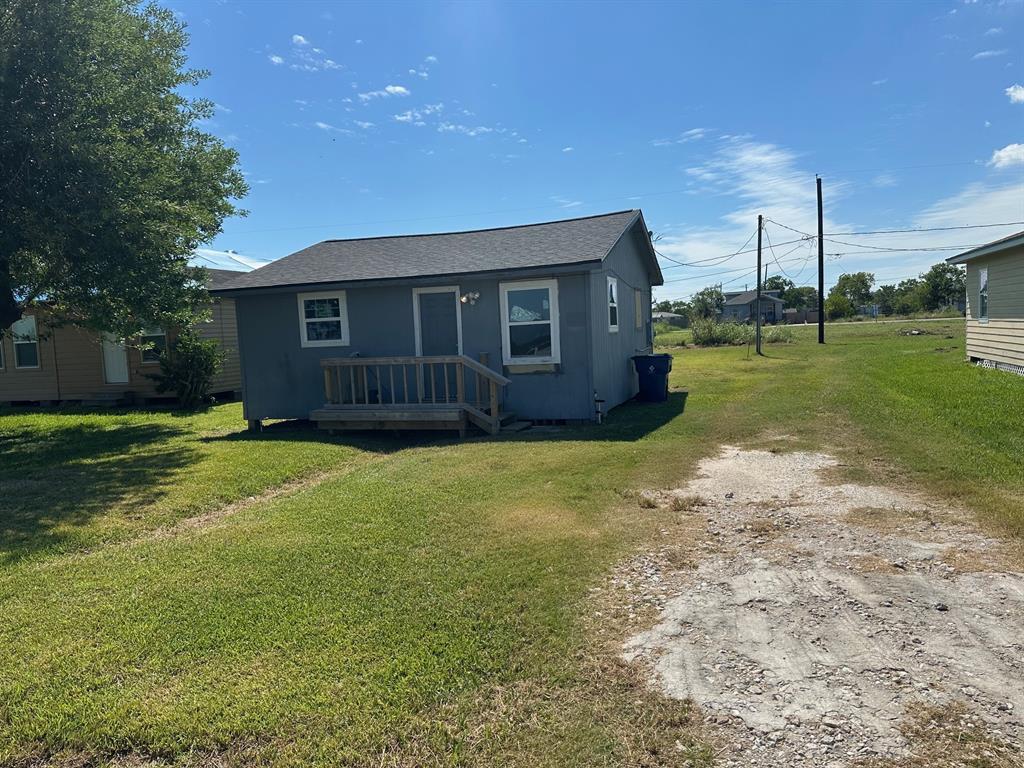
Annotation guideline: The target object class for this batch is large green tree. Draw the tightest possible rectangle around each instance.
[0,0,247,335]
[919,263,966,310]
[689,286,725,319]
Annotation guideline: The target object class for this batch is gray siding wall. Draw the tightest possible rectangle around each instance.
[964,246,1024,367]
[589,229,654,412]
[235,271,597,422]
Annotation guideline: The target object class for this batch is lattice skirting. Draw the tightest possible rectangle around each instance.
[974,358,1024,377]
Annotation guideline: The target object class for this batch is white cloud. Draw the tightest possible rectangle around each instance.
[1006,84,1024,103]
[985,27,1003,35]
[990,143,1024,168]
[269,54,284,65]
[872,173,898,188]
[292,34,309,45]
[550,195,582,209]
[314,121,354,135]
[872,78,888,86]
[425,55,438,63]
[973,49,1008,59]
[438,122,493,137]
[359,84,410,101]
[562,146,574,153]
[985,120,992,127]
[355,39,363,44]
[354,120,374,129]
[393,103,444,125]
[408,69,429,79]
[652,127,709,146]
[214,102,232,114]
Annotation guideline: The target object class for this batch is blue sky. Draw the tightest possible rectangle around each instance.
[174,0,1023,300]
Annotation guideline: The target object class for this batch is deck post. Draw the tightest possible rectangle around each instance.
[456,362,465,404]
[323,368,333,404]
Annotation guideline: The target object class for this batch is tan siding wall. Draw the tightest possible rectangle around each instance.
[0,315,60,401]
[964,245,1024,367]
[1,299,242,403]
[195,297,241,393]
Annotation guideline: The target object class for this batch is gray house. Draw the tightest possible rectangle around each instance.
[721,289,784,323]
[213,210,664,434]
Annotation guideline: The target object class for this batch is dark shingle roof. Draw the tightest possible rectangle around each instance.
[205,268,247,290]
[724,290,784,306]
[215,210,654,291]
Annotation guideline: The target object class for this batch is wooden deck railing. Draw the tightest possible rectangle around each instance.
[319,355,511,429]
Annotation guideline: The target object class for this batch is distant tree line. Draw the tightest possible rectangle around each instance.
[654,262,966,322]
[823,263,965,319]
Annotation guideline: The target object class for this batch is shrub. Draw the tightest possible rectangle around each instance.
[691,318,752,346]
[762,325,793,344]
[149,328,222,408]
[691,318,793,346]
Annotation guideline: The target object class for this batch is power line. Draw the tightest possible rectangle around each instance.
[655,235,809,270]
[824,221,1024,236]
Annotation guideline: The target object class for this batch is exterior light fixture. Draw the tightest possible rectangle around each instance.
[460,291,480,305]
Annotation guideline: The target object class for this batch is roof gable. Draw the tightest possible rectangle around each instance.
[215,210,655,291]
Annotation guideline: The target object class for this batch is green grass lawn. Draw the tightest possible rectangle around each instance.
[1,321,1021,766]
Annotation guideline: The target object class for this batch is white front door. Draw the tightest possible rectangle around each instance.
[102,334,130,384]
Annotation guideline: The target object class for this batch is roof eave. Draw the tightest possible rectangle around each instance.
[946,231,1024,264]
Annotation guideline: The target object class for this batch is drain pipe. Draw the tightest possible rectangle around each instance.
[594,391,606,424]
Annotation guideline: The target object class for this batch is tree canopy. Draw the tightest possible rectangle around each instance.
[0,0,247,335]
[689,286,725,319]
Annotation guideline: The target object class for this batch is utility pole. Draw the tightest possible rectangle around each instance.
[756,213,763,356]
[817,175,825,344]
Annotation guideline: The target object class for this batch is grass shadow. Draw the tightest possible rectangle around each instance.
[0,421,194,564]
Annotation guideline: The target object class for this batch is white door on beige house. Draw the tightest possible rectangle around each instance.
[101,334,130,384]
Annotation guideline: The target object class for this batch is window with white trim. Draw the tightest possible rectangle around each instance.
[978,267,989,321]
[499,279,560,364]
[140,328,167,364]
[298,291,349,347]
[12,315,40,369]
[607,276,619,332]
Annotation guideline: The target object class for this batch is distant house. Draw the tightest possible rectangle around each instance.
[721,289,785,323]
[653,311,687,328]
[0,269,243,405]
[212,210,664,434]
[947,230,1024,375]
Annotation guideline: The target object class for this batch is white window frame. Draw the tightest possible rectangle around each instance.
[12,315,40,370]
[499,278,560,365]
[634,288,643,330]
[607,275,619,333]
[139,327,167,365]
[297,290,350,348]
[978,267,989,322]
[412,286,463,356]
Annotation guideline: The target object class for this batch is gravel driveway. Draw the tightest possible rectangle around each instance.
[620,446,1024,766]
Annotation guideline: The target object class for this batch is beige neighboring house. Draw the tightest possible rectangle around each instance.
[947,230,1024,375]
[0,269,243,405]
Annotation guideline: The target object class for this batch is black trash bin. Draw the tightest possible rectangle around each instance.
[632,353,673,402]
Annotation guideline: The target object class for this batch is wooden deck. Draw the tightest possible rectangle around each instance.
[310,355,515,436]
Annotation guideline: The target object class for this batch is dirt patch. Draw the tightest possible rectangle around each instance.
[621,446,1024,766]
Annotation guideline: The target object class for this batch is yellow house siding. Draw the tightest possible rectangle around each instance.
[2,300,242,403]
[195,298,241,393]
[964,244,1024,368]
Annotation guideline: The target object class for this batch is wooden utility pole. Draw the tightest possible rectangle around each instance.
[756,213,763,356]
[817,175,825,344]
